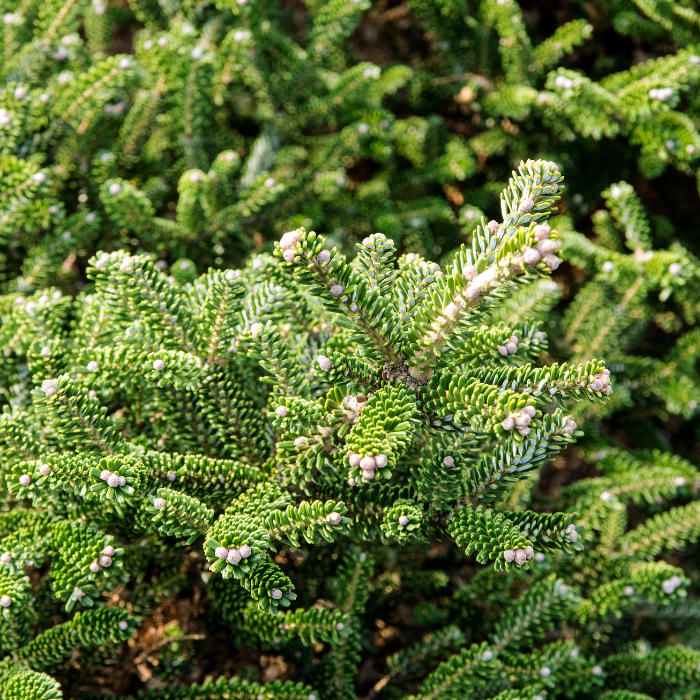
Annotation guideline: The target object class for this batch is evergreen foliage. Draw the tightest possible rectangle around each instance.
[0,0,699,699]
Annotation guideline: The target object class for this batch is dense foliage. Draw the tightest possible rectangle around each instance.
[0,1,699,699]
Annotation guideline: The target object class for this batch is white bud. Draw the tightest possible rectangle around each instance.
[275,406,288,418]
[330,284,344,297]
[525,546,534,559]
[239,544,252,558]
[555,75,574,89]
[329,512,342,525]
[107,474,120,488]
[361,467,375,480]
[294,436,307,447]
[534,223,551,239]
[100,470,112,481]
[600,490,612,502]
[502,417,515,431]
[517,426,530,436]
[264,177,275,187]
[348,453,362,467]
[90,561,101,573]
[316,250,331,265]
[227,548,242,565]
[13,86,27,99]
[505,341,518,354]
[624,586,635,597]
[19,474,31,486]
[215,546,229,559]
[117,475,126,487]
[86,360,99,373]
[464,265,478,280]
[0,553,10,564]
[674,476,686,487]
[669,262,683,276]
[271,588,283,600]
[375,454,388,468]
[118,620,129,630]
[143,40,153,50]
[360,456,376,470]
[72,587,85,599]
[153,359,166,371]
[250,322,263,337]
[101,545,115,557]
[85,212,96,223]
[0,595,11,607]
[519,197,535,214]
[686,144,695,154]
[168,471,177,483]
[358,123,369,134]
[497,345,508,356]
[535,552,545,562]
[280,230,301,251]
[348,477,356,486]
[281,249,295,262]
[602,261,614,273]
[317,355,332,371]
[39,464,52,476]
[398,515,409,526]
[32,171,46,184]
[539,239,559,255]
[443,455,455,467]
[523,247,542,265]
[503,549,516,562]
[563,419,577,435]
[487,220,499,233]
[514,549,527,565]
[119,58,131,69]
[0,109,13,126]
[482,649,493,661]
[592,665,603,676]
[225,270,239,284]
[108,182,122,196]
[153,497,166,510]
[514,412,531,427]
[590,379,604,392]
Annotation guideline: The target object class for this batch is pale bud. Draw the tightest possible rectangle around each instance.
[294,437,307,447]
[283,249,295,262]
[90,561,101,573]
[153,497,166,509]
[271,588,283,600]
[361,467,375,480]
[107,474,120,488]
[239,545,252,558]
[503,549,515,562]
[502,417,515,431]
[0,595,11,607]
[39,464,52,476]
[398,515,409,526]
[316,250,331,264]
[519,197,535,214]
[330,284,344,297]
[109,183,122,196]
[329,512,342,525]
[375,454,388,468]
[227,548,242,565]
[317,355,332,371]
[514,549,527,565]
[443,456,455,467]
[360,456,376,470]
[279,230,301,250]
[349,453,361,467]
[18,475,30,486]
[624,586,635,597]
[523,248,542,265]
[275,406,288,418]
